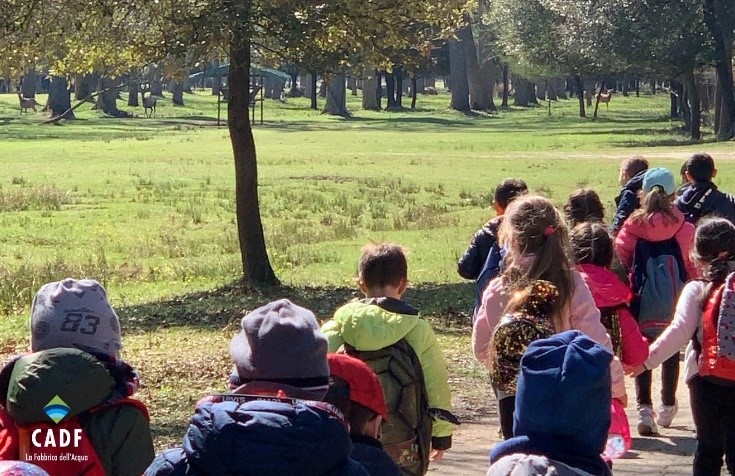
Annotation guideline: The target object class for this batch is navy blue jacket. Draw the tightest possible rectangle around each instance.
[145,398,368,476]
[350,435,401,476]
[611,170,646,235]
[675,182,735,224]
[458,217,501,280]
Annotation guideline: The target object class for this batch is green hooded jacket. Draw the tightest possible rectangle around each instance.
[321,298,454,446]
[1,348,154,476]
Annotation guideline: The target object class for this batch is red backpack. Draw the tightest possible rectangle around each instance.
[0,399,149,476]
[698,272,735,382]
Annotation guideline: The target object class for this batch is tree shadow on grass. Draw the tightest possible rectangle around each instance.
[119,280,475,335]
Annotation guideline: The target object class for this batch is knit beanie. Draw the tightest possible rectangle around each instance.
[30,279,122,358]
[514,330,613,455]
[230,299,329,399]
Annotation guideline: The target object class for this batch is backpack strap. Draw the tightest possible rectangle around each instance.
[90,397,150,421]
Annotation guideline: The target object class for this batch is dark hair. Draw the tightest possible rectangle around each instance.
[621,155,648,179]
[570,222,614,268]
[685,153,716,183]
[358,243,407,288]
[693,218,735,286]
[563,188,605,228]
[499,195,573,331]
[494,178,529,209]
[630,188,678,225]
[680,162,688,182]
[324,375,378,436]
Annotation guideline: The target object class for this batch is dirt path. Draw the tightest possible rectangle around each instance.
[430,374,713,475]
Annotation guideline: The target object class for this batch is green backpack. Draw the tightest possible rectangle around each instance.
[340,339,432,476]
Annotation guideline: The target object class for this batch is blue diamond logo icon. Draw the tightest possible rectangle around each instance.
[43,395,70,424]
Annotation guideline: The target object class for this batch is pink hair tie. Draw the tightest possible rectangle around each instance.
[543,225,557,237]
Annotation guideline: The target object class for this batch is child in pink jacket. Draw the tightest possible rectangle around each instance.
[614,167,695,436]
[473,195,627,440]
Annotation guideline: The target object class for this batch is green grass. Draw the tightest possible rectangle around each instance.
[0,87,732,450]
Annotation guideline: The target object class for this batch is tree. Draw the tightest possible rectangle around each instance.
[703,0,735,140]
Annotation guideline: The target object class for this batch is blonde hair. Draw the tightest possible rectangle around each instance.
[498,195,574,331]
[629,188,678,226]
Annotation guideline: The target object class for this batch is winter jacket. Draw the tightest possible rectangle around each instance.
[145,398,368,476]
[473,269,627,400]
[644,280,706,384]
[321,298,454,447]
[487,454,601,476]
[614,208,696,279]
[0,348,154,476]
[611,170,646,235]
[577,264,649,367]
[458,218,501,280]
[350,434,401,476]
[675,181,735,224]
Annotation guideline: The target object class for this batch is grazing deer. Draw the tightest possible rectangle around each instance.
[17,91,39,114]
[598,89,614,109]
[141,91,157,117]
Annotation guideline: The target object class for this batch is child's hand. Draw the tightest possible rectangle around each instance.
[430,449,445,462]
[625,364,646,378]
[615,395,627,408]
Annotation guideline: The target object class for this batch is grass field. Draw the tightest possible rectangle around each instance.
[1,87,734,450]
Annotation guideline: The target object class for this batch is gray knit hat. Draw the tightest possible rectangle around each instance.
[30,279,122,358]
[230,299,329,398]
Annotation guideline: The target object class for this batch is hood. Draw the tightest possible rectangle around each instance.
[182,399,357,475]
[1,348,116,425]
[487,454,595,476]
[622,170,646,195]
[622,208,686,242]
[576,264,630,308]
[331,299,420,351]
[677,182,724,218]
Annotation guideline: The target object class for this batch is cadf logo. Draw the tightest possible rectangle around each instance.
[31,395,82,449]
[43,396,70,424]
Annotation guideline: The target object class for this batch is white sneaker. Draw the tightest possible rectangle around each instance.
[657,400,678,428]
[637,405,659,436]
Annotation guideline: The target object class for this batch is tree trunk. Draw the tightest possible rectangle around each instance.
[212,76,222,96]
[537,80,547,101]
[635,77,640,97]
[287,72,302,97]
[449,34,471,111]
[128,82,139,106]
[585,80,594,107]
[622,76,630,97]
[318,80,327,98]
[670,83,680,119]
[47,76,74,119]
[411,76,418,109]
[21,68,37,98]
[593,80,606,119]
[575,75,586,118]
[546,79,557,101]
[228,21,279,286]
[385,73,396,109]
[682,86,692,132]
[323,74,348,116]
[92,77,122,116]
[395,67,404,108]
[172,81,185,106]
[684,70,701,140]
[715,77,723,133]
[704,0,735,139]
[376,72,383,110]
[303,73,313,99]
[501,65,509,109]
[348,77,358,96]
[151,69,164,97]
[310,73,318,110]
[74,74,97,101]
[464,23,491,110]
[362,69,380,111]
[514,76,530,106]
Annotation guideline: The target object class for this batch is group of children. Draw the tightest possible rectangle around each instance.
[465,152,735,475]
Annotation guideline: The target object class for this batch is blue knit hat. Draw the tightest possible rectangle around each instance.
[513,330,613,455]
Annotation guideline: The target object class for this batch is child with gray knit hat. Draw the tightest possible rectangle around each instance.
[0,279,153,476]
[146,299,369,476]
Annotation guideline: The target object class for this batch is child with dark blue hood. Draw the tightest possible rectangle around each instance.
[487,330,613,476]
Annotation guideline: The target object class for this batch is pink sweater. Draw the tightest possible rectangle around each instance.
[614,208,696,279]
[473,269,627,400]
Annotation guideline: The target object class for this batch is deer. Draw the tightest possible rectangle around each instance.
[598,89,614,110]
[17,91,39,114]
[141,91,158,117]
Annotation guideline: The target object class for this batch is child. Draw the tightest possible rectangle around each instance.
[473,195,626,440]
[611,155,649,235]
[457,178,528,280]
[628,218,735,474]
[676,162,690,197]
[0,279,154,476]
[564,188,606,228]
[487,331,613,476]
[322,243,456,474]
[614,167,696,435]
[675,152,735,224]
[147,299,367,475]
[325,354,401,476]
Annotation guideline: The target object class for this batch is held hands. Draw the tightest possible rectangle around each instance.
[616,395,628,408]
[625,364,647,378]
[430,449,445,462]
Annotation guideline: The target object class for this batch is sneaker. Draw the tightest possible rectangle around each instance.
[657,400,678,428]
[637,405,659,436]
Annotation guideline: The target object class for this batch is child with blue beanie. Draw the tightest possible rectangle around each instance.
[487,330,614,476]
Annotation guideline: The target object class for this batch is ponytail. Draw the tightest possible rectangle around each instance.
[629,187,677,225]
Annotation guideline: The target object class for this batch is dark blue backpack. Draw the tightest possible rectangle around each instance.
[629,236,688,338]
[473,243,505,321]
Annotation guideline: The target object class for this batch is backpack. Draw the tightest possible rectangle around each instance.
[629,236,688,339]
[0,399,149,476]
[695,272,735,384]
[599,305,625,361]
[473,243,505,321]
[339,340,432,476]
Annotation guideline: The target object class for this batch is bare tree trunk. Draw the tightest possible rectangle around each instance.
[75,74,97,101]
[228,18,279,286]
[685,70,701,140]
[93,77,124,117]
[303,73,313,100]
[323,74,348,116]
[704,0,735,140]
[385,72,396,109]
[128,82,139,106]
[172,81,185,106]
[151,68,164,97]
[21,68,37,98]
[514,76,530,106]
[48,76,74,119]
[593,80,606,119]
[449,31,471,111]
[411,76,418,109]
[395,67,404,108]
[501,65,509,109]
[362,69,380,111]
[465,23,489,110]
[575,75,586,118]
[310,73,318,110]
